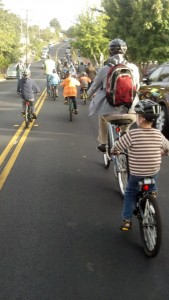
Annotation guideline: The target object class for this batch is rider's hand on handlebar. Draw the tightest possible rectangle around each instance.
[111,148,120,155]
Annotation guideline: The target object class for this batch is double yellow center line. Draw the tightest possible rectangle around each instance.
[0,89,46,191]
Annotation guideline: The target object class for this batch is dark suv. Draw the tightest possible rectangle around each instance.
[139,62,169,138]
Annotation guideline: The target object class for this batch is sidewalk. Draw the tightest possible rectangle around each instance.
[0,74,5,82]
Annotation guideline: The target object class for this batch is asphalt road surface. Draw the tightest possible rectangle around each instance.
[0,43,169,300]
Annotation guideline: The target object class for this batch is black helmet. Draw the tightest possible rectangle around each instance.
[134,100,161,121]
[109,38,127,55]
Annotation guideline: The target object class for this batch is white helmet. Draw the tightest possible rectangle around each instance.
[22,68,31,77]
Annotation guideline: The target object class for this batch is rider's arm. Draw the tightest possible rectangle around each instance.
[87,66,107,98]
[111,131,132,153]
[161,134,169,155]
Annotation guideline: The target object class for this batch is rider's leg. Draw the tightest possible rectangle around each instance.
[72,97,77,109]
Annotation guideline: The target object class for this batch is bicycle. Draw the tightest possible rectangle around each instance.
[134,177,162,258]
[103,119,132,196]
[67,97,74,121]
[80,87,88,104]
[51,84,58,101]
[24,100,33,128]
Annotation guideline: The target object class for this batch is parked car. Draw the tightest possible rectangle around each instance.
[143,67,157,78]
[5,63,17,79]
[139,62,169,138]
[41,52,48,59]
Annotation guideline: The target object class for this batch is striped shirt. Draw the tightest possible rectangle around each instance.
[114,128,169,176]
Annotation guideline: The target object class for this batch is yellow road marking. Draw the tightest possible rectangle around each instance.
[0,90,46,190]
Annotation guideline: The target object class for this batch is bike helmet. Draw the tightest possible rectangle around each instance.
[134,100,161,121]
[53,69,56,73]
[109,38,127,55]
[81,72,86,76]
[22,68,31,77]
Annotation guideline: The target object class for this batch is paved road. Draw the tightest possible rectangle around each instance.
[0,44,169,300]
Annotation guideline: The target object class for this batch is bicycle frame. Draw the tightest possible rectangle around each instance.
[103,119,131,196]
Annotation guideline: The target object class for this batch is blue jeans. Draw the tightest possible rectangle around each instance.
[122,174,157,220]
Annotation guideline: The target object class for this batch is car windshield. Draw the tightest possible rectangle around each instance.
[148,66,164,82]
[8,66,16,71]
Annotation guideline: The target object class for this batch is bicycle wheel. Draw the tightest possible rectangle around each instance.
[83,90,87,104]
[25,104,30,128]
[103,130,111,169]
[139,194,162,257]
[53,88,56,101]
[68,98,73,121]
[116,153,129,196]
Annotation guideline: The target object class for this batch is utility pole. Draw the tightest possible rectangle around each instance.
[25,9,28,68]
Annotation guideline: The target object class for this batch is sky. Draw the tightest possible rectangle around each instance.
[3,0,101,30]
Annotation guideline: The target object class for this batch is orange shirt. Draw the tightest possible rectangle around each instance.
[79,76,91,88]
[60,76,80,97]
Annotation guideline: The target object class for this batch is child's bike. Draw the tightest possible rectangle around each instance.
[51,84,58,101]
[24,100,33,128]
[103,119,132,196]
[80,87,88,104]
[134,177,162,258]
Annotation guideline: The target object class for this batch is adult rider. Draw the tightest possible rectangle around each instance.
[87,38,140,152]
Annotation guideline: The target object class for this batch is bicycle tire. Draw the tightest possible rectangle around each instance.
[103,130,111,169]
[116,153,129,196]
[25,104,30,128]
[53,90,56,101]
[68,98,73,121]
[83,90,87,104]
[138,194,162,257]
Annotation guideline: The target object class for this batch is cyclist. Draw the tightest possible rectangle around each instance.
[87,38,140,153]
[69,64,77,77]
[60,70,80,114]
[19,68,40,119]
[111,100,169,230]
[85,62,97,89]
[61,62,69,79]
[16,59,25,93]
[44,54,56,95]
[48,69,60,97]
[77,62,86,75]
[79,72,91,98]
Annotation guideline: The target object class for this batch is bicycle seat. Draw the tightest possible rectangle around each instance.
[109,119,133,126]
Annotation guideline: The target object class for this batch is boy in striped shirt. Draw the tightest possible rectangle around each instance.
[111,100,169,230]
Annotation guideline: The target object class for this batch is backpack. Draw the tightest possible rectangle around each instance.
[106,62,136,107]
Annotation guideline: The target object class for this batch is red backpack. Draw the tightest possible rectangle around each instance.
[106,63,136,107]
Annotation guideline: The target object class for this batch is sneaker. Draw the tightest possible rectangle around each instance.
[21,112,25,116]
[32,113,37,119]
[73,109,78,114]
[120,219,132,231]
[97,144,106,153]
[64,100,68,105]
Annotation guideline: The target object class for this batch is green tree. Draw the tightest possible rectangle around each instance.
[101,0,169,63]
[0,8,21,70]
[72,7,109,64]
[49,18,61,31]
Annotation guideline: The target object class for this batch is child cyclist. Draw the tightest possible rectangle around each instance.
[48,69,60,97]
[111,100,169,230]
[79,72,91,98]
[60,70,80,114]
